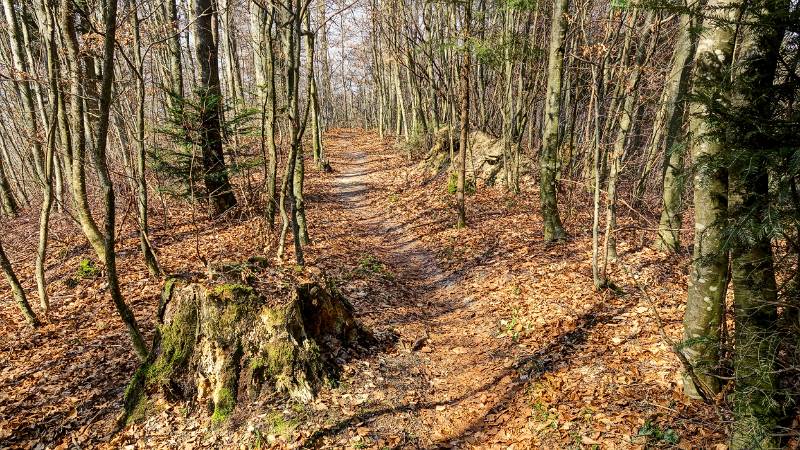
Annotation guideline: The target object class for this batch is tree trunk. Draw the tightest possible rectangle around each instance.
[276,0,305,265]
[456,1,470,229]
[94,0,149,361]
[652,10,700,252]
[251,1,279,227]
[34,0,58,312]
[305,12,326,169]
[681,0,735,399]
[317,1,333,128]
[0,150,18,217]
[603,11,654,262]
[160,0,184,109]
[0,239,38,327]
[194,0,237,215]
[62,0,108,263]
[539,0,569,242]
[727,0,786,444]
[131,0,162,277]
[122,270,370,426]
[2,0,45,183]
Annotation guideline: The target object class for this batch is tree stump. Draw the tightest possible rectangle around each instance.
[121,265,369,425]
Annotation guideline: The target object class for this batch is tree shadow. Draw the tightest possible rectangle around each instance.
[301,297,633,448]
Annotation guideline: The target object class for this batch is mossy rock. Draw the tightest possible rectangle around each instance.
[417,125,517,187]
[121,271,370,426]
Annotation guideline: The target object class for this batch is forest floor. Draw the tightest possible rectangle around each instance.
[1,129,730,449]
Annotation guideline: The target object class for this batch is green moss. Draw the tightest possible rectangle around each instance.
[161,277,178,307]
[122,363,149,424]
[212,387,235,424]
[148,301,197,385]
[127,397,151,424]
[76,258,100,280]
[250,356,268,370]
[121,292,197,426]
[446,171,476,195]
[265,411,299,437]
[210,283,254,301]
[247,256,270,268]
[264,341,296,378]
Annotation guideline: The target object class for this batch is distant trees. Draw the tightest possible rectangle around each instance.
[362,0,797,445]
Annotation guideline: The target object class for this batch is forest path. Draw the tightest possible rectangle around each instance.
[314,129,519,447]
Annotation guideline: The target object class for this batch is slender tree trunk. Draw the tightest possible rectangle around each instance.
[34,0,59,312]
[0,239,38,327]
[161,0,184,108]
[94,0,149,361]
[590,64,605,289]
[652,10,700,252]
[276,0,305,265]
[393,62,409,143]
[132,0,161,277]
[305,12,326,169]
[0,150,18,217]
[62,0,108,262]
[539,0,569,242]
[456,0,470,229]
[603,11,654,262]
[318,0,332,128]
[251,1,278,227]
[2,0,45,183]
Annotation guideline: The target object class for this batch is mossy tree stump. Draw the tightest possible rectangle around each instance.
[122,267,369,425]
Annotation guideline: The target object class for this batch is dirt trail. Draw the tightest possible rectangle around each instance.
[334,149,453,288]
[320,130,517,447]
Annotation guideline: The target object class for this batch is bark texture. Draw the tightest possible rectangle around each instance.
[194,0,237,215]
[682,0,735,399]
[539,0,569,242]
